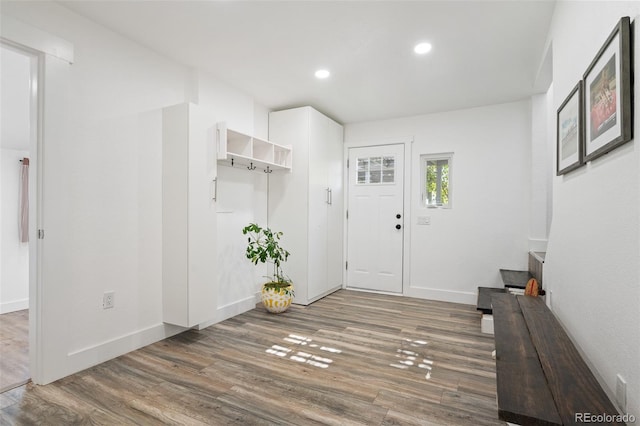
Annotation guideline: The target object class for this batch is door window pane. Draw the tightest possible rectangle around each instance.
[382,156,395,183]
[357,158,368,184]
[356,155,395,185]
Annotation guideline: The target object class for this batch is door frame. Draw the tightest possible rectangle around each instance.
[3,15,73,385]
[1,39,44,385]
[342,137,413,296]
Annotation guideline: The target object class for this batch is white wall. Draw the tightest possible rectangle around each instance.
[544,2,640,417]
[345,100,533,304]
[1,45,31,151]
[0,149,30,313]
[195,71,270,322]
[530,93,551,251]
[214,166,267,321]
[2,1,270,384]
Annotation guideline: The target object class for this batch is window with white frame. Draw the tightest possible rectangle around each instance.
[421,153,453,208]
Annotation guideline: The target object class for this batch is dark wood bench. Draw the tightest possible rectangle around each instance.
[477,254,546,316]
[499,268,533,289]
[476,270,531,315]
[492,293,625,425]
[477,287,506,314]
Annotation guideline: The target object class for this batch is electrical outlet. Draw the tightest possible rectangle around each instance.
[616,374,627,412]
[103,291,115,309]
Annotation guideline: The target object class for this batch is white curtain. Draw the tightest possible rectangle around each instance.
[19,157,29,243]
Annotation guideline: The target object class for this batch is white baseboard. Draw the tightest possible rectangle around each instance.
[65,322,185,378]
[67,293,260,366]
[304,286,343,305]
[0,298,29,314]
[405,286,476,305]
[54,294,261,385]
[197,294,259,330]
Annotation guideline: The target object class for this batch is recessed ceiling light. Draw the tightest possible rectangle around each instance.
[315,69,330,79]
[414,42,432,55]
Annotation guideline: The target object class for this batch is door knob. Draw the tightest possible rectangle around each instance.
[396,214,401,219]
[395,224,401,230]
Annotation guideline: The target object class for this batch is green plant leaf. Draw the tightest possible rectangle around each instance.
[242,223,291,284]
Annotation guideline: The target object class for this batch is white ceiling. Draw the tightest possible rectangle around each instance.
[61,1,556,124]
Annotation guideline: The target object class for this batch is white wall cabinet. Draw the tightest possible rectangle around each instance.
[217,122,292,172]
[268,107,343,305]
[162,103,217,327]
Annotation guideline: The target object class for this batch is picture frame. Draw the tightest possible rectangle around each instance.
[583,16,632,162]
[557,81,584,175]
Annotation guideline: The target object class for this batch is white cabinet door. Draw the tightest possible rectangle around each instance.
[162,103,217,327]
[268,108,311,303]
[187,104,217,326]
[326,117,344,291]
[307,110,329,300]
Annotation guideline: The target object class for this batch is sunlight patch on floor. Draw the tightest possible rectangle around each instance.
[266,334,342,369]
[389,338,434,380]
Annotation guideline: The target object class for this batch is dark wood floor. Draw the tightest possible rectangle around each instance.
[0,290,502,425]
[0,310,29,393]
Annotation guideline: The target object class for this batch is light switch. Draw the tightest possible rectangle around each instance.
[417,216,431,225]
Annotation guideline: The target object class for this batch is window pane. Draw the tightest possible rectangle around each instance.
[383,156,394,170]
[382,156,395,183]
[357,158,369,184]
[423,154,452,207]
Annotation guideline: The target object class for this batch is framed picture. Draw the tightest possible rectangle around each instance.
[583,16,632,162]
[557,81,584,175]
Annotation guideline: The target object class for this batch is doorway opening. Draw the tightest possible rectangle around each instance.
[0,42,39,392]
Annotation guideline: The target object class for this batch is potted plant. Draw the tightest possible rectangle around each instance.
[242,223,294,313]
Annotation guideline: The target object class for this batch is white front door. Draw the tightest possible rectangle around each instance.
[347,144,404,293]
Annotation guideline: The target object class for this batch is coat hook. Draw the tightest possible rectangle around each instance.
[264,166,273,174]
[247,162,256,171]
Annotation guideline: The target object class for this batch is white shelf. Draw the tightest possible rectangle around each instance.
[217,122,292,172]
